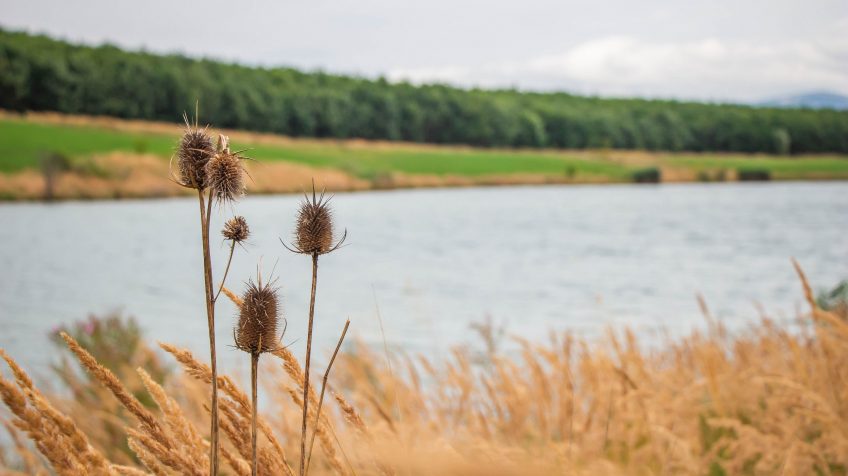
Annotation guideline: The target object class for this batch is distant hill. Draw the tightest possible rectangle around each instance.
[760,91,848,110]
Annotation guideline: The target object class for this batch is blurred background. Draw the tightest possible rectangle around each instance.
[0,0,847,378]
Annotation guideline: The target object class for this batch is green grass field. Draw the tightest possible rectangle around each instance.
[659,155,848,180]
[0,118,633,180]
[0,120,176,170]
[2,116,848,182]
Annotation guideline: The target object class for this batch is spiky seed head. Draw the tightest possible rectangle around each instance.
[295,193,335,254]
[222,216,250,243]
[206,149,245,205]
[177,128,215,189]
[235,280,280,354]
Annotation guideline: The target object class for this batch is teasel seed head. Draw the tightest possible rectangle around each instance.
[206,135,246,205]
[222,216,250,243]
[288,183,346,255]
[235,278,281,355]
[176,124,215,189]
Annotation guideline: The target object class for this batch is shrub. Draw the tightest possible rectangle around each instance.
[632,167,661,183]
[737,168,771,181]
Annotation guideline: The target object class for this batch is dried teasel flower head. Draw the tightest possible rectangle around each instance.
[286,181,346,255]
[222,216,250,243]
[234,275,281,355]
[206,134,246,205]
[175,114,215,189]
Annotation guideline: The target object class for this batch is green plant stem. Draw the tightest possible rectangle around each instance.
[305,319,349,475]
[250,352,259,476]
[198,190,219,475]
[299,252,319,476]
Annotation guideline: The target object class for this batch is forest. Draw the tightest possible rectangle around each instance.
[1,28,847,154]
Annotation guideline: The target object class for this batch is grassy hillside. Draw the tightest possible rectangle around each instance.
[1,112,847,200]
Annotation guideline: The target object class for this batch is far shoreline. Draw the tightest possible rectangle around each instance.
[2,111,848,201]
[2,177,846,204]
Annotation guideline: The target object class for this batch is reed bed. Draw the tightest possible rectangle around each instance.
[0,263,846,475]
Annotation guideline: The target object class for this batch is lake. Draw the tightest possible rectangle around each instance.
[1,182,847,376]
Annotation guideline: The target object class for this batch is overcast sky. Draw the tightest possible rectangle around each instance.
[3,0,847,102]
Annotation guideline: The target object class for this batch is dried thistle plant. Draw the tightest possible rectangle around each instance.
[223,216,250,244]
[282,181,346,476]
[176,115,215,190]
[289,185,346,256]
[174,118,248,475]
[233,273,283,476]
[215,215,250,305]
[206,135,246,206]
[234,277,281,356]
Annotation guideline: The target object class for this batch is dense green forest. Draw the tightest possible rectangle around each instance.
[1,29,847,154]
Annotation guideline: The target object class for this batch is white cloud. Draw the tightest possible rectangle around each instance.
[388,35,848,102]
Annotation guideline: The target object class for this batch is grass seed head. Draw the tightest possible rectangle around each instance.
[222,216,250,243]
[235,280,280,355]
[177,128,215,189]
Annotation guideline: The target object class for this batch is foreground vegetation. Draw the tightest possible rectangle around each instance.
[2,112,848,201]
[0,263,846,475]
[2,28,848,154]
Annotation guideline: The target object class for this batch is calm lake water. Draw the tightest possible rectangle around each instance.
[1,182,847,376]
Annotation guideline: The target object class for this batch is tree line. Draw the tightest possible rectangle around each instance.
[1,29,847,154]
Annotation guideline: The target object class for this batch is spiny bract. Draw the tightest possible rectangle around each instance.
[222,216,249,243]
[177,128,215,189]
[294,191,335,254]
[206,150,245,205]
[234,280,280,354]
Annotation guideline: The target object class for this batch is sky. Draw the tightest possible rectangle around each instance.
[3,0,848,102]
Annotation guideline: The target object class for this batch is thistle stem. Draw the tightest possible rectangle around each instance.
[299,252,319,476]
[305,319,350,475]
[214,241,236,303]
[198,190,219,475]
[250,352,259,476]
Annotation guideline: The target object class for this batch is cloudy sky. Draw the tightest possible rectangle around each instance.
[3,0,847,102]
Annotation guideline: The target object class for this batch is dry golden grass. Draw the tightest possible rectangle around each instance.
[1,263,847,475]
[0,151,608,201]
[0,152,372,201]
